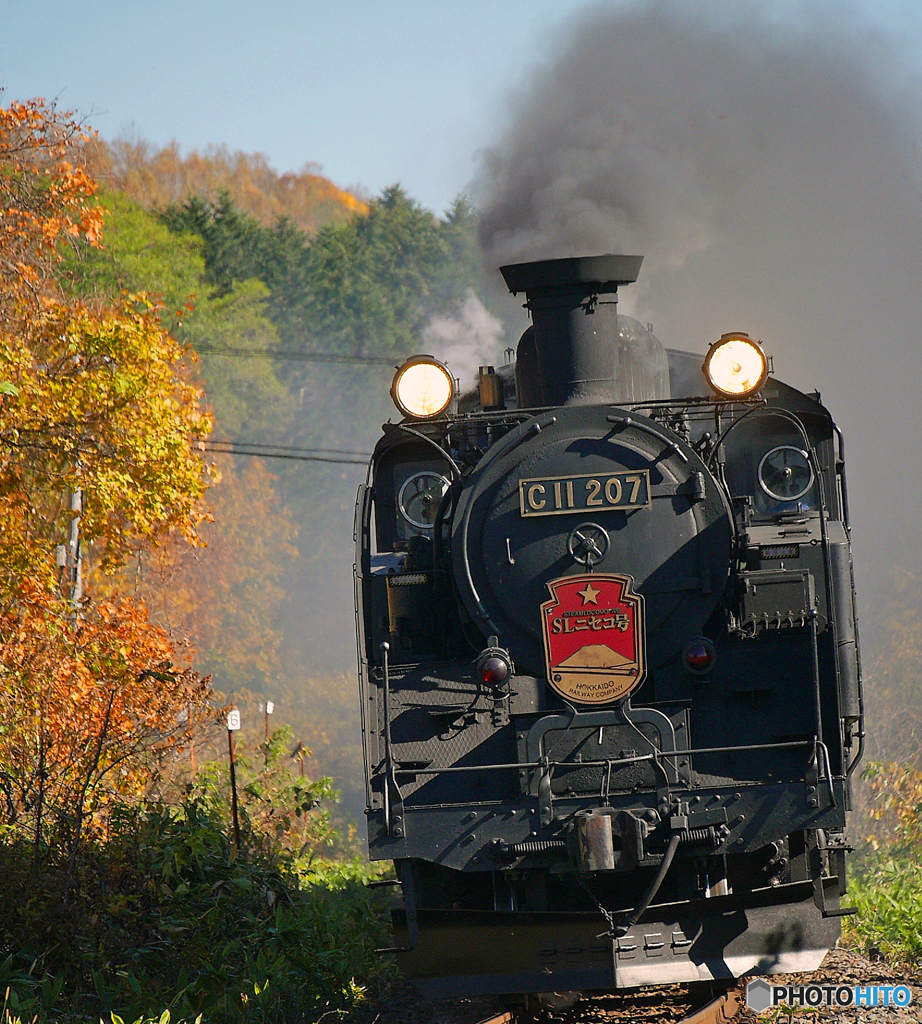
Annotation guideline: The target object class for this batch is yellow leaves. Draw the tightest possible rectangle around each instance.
[861,761,922,853]
[0,294,213,589]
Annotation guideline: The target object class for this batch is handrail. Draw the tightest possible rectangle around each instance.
[377,738,814,778]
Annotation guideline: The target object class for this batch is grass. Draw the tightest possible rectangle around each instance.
[844,853,922,963]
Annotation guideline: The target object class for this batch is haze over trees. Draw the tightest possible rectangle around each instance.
[61,134,510,824]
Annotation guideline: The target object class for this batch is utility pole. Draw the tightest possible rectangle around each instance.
[259,701,274,765]
[57,488,83,606]
[226,709,241,849]
[264,700,274,741]
[69,489,83,603]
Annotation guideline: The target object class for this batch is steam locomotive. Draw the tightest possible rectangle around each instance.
[353,254,862,999]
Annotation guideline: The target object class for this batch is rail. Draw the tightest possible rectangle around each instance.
[473,981,744,1024]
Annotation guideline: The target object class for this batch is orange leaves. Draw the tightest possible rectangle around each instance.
[0,99,216,847]
[0,580,213,831]
[0,99,102,307]
[80,135,367,235]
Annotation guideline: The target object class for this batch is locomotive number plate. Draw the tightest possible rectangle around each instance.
[519,470,651,518]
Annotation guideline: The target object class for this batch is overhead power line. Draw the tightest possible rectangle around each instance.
[203,440,370,465]
[192,345,400,365]
[209,439,371,457]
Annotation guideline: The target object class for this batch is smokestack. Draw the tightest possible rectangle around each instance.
[500,254,669,407]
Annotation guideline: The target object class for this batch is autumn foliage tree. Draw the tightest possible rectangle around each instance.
[0,99,101,309]
[0,98,214,855]
[0,584,211,852]
[81,135,367,235]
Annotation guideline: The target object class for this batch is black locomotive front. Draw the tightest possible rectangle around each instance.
[354,255,861,998]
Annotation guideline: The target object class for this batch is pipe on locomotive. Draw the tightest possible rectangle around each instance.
[499,254,670,407]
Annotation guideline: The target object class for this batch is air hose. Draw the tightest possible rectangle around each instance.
[613,833,681,937]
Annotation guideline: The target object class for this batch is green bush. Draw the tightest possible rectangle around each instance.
[103,799,388,1021]
[842,761,922,963]
[0,742,393,1023]
[844,855,922,962]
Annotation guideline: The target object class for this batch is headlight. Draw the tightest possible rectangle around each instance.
[391,356,454,419]
[703,332,768,397]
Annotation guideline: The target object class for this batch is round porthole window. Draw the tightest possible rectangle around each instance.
[398,471,451,529]
[758,446,814,502]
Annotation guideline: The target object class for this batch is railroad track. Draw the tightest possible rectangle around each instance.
[474,982,745,1024]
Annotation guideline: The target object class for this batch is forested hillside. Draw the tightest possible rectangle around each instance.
[0,97,515,1022]
[3,95,921,1022]
[62,143,516,824]
[82,135,368,233]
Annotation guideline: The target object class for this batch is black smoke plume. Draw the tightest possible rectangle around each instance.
[476,0,922,583]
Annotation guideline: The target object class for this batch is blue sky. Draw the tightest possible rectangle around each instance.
[2,0,602,213]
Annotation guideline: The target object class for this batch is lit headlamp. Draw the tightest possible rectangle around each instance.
[703,333,768,398]
[391,356,455,419]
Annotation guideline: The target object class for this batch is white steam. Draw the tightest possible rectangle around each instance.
[422,289,506,390]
